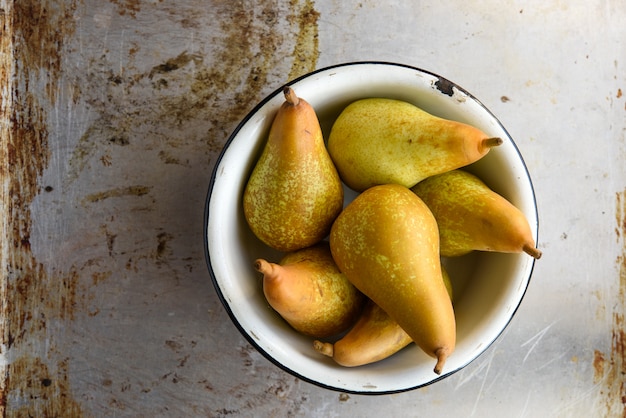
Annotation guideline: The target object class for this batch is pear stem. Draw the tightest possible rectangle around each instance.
[483,137,504,148]
[523,244,543,259]
[313,340,334,357]
[433,347,449,375]
[283,86,300,106]
[254,258,279,279]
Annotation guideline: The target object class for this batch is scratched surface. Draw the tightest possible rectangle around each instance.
[1,0,625,416]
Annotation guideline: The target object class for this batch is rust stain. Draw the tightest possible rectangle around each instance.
[110,0,142,18]
[8,356,82,417]
[69,0,322,185]
[1,0,85,415]
[605,189,626,416]
[82,185,152,204]
[287,0,320,81]
[69,1,312,179]
[594,349,606,382]
[156,231,174,261]
[148,51,203,79]
[0,1,323,413]
[13,1,76,103]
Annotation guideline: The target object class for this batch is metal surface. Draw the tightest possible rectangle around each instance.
[1,0,624,416]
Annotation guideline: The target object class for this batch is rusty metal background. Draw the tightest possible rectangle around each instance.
[1,0,625,416]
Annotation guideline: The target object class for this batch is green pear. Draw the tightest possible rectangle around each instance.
[329,184,456,374]
[327,98,502,191]
[411,169,542,259]
[243,87,344,252]
[255,242,366,338]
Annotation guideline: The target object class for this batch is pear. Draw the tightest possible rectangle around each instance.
[329,184,456,374]
[256,242,366,338]
[313,266,454,367]
[327,97,502,192]
[243,87,344,252]
[314,299,413,367]
[411,169,542,259]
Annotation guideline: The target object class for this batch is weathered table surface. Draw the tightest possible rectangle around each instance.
[2,1,625,416]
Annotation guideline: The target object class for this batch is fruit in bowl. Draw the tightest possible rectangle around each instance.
[327,97,503,192]
[204,62,540,394]
[255,241,366,339]
[243,87,344,252]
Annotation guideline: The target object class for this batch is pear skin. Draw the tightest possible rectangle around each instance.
[327,98,502,192]
[314,299,413,367]
[329,184,456,374]
[313,266,454,367]
[256,242,366,339]
[243,87,344,252]
[411,169,541,259]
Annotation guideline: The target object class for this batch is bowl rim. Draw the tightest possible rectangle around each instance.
[203,60,539,394]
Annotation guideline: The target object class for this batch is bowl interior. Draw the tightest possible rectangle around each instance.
[205,62,538,394]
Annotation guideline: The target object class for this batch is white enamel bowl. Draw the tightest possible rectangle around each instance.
[204,62,539,394]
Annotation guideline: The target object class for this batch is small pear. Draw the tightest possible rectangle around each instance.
[327,97,502,192]
[256,242,366,339]
[411,169,542,259]
[243,87,344,252]
[314,299,412,367]
[329,184,456,374]
[313,266,454,367]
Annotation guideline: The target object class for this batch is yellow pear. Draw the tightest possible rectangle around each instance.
[411,169,542,258]
[329,184,456,374]
[256,242,366,338]
[313,266,453,367]
[314,299,412,367]
[327,97,502,191]
[243,87,344,252]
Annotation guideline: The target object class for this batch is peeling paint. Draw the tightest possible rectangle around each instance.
[434,76,455,97]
